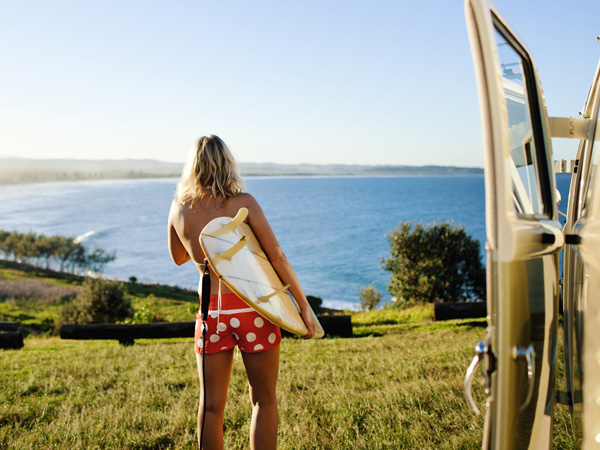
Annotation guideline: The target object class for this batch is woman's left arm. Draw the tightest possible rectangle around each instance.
[245,195,316,339]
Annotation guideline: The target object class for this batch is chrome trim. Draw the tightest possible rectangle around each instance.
[465,340,488,415]
[512,344,536,412]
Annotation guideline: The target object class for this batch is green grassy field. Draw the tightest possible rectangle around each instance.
[0,263,579,449]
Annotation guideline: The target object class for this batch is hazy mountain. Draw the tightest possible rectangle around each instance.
[239,162,483,176]
[0,158,483,184]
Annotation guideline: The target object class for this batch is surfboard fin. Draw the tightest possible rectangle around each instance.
[258,284,291,303]
[209,207,249,237]
[213,236,247,262]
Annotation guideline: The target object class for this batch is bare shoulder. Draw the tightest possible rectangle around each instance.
[168,200,178,220]
[229,193,261,211]
[168,199,184,222]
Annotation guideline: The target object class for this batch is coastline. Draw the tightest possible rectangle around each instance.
[0,157,483,185]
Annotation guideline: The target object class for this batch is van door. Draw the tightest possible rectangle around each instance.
[463,0,564,449]
[566,71,600,447]
[559,64,600,442]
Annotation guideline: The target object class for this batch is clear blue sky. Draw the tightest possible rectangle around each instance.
[1,0,598,166]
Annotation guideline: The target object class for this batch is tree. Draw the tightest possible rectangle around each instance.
[85,248,116,273]
[307,295,324,314]
[15,232,37,263]
[3,231,23,261]
[0,230,10,259]
[382,220,485,305]
[59,278,132,324]
[357,285,381,311]
[0,230,115,275]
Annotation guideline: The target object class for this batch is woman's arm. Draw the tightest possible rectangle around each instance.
[244,195,316,339]
[168,201,191,266]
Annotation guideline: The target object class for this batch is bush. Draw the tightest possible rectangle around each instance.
[382,220,485,305]
[357,285,381,311]
[307,295,324,314]
[59,278,132,324]
[121,294,166,324]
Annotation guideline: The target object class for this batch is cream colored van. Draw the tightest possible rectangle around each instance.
[463,0,600,448]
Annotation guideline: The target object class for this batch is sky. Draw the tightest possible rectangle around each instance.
[1,0,599,167]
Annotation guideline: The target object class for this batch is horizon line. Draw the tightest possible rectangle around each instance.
[0,156,484,170]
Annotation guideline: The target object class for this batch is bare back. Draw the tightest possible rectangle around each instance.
[168,193,257,295]
[168,188,316,337]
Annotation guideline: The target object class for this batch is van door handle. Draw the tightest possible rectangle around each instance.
[465,340,488,415]
[512,344,536,412]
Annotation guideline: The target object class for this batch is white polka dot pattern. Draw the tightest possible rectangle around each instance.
[195,298,280,355]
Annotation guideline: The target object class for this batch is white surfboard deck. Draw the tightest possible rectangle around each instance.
[200,208,324,338]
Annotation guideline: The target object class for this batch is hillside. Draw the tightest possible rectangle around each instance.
[0,158,483,184]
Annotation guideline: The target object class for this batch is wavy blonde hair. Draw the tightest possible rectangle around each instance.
[175,135,245,205]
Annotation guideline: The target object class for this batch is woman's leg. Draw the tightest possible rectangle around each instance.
[196,349,234,450]
[242,346,280,450]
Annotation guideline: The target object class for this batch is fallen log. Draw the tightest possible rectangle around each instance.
[282,315,352,338]
[0,321,19,332]
[0,332,24,350]
[61,315,353,345]
[434,301,487,321]
[60,322,194,345]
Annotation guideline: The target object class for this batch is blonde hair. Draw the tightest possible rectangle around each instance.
[175,135,245,205]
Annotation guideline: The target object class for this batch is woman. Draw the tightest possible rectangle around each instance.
[168,135,316,450]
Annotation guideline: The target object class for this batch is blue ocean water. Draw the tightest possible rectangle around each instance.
[0,174,572,310]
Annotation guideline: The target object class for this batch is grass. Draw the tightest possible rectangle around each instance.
[0,261,580,449]
[0,321,579,449]
[1,326,489,449]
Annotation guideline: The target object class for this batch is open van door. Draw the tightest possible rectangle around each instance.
[558,62,600,444]
[563,60,600,448]
[463,0,564,448]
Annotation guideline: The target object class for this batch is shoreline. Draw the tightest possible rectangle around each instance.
[0,158,483,185]
[0,171,485,186]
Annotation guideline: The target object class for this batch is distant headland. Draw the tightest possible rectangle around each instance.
[0,158,483,184]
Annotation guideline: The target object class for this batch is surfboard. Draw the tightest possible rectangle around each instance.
[199,207,324,338]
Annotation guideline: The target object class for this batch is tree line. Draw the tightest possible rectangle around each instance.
[0,230,115,275]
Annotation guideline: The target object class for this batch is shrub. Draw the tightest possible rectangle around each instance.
[357,285,381,311]
[121,294,166,324]
[307,295,324,314]
[382,220,485,305]
[59,278,132,324]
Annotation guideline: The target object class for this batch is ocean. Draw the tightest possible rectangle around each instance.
[0,174,572,310]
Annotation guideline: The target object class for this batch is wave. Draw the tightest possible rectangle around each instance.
[74,230,97,244]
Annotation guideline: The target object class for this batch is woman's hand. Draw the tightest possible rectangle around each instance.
[300,306,316,339]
